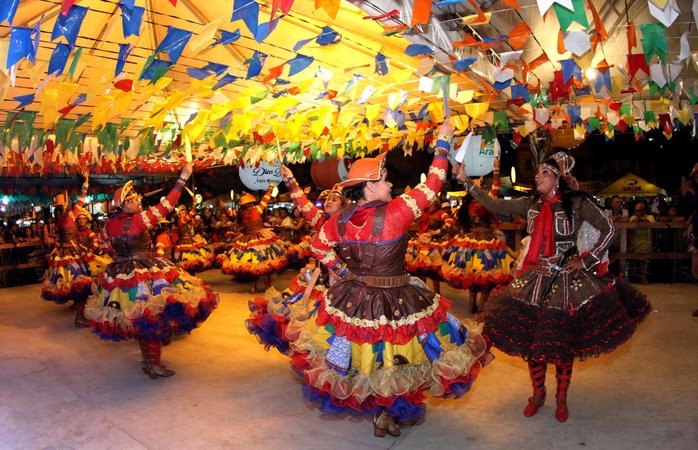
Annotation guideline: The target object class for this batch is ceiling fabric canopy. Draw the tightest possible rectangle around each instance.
[0,0,695,176]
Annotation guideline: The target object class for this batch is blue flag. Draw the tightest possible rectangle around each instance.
[212,29,241,47]
[0,0,20,26]
[6,27,34,68]
[155,26,192,64]
[232,0,259,36]
[287,54,314,77]
[119,3,144,37]
[48,43,71,76]
[375,52,388,76]
[51,5,88,49]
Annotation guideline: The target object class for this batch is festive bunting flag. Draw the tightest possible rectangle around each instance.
[232,0,259,36]
[553,0,588,32]
[13,93,35,108]
[567,105,582,125]
[375,52,388,76]
[155,26,192,64]
[511,84,530,101]
[507,22,531,50]
[648,0,680,27]
[0,0,20,26]
[317,26,341,46]
[639,23,667,64]
[412,0,431,26]
[246,51,267,79]
[51,5,88,48]
[453,58,477,71]
[270,0,294,21]
[560,58,582,84]
[405,44,434,57]
[140,58,172,82]
[119,3,144,37]
[6,27,34,68]
[535,0,573,17]
[627,53,650,78]
[315,0,340,20]
[587,0,607,50]
[48,43,71,76]
[287,54,314,76]
[212,29,241,47]
[115,43,133,76]
[254,18,280,43]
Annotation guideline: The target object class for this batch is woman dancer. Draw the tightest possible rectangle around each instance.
[172,205,214,273]
[246,166,345,354]
[219,183,288,293]
[84,164,219,378]
[441,159,516,314]
[456,151,651,421]
[286,121,489,437]
[41,170,94,327]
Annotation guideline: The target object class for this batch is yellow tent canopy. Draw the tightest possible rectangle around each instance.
[596,173,663,197]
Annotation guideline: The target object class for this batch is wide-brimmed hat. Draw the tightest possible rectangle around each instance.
[113,180,139,208]
[75,207,92,221]
[339,153,388,187]
[238,193,256,206]
[52,192,68,207]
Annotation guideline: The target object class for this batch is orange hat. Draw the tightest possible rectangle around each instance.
[339,153,388,187]
[52,192,68,207]
[238,193,256,206]
[318,183,343,202]
[113,180,138,208]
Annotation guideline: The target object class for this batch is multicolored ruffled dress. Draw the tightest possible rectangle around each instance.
[77,225,112,278]
[468,187,651,363]
[247,173,332,354]
[286,151,489,424]
[441,176,515,292]
[41,184,93,305]
[404,207,453,281]
[173,217,214,273]
[219,185,289,278]
[84,186,219,342]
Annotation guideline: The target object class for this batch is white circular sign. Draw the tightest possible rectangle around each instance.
[239,161,283,191]
[458,133,500,177]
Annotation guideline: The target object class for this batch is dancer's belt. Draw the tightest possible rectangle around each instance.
[114,252,156,262]
[346,273,411,288]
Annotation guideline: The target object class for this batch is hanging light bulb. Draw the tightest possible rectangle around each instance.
[194,194,203,204]
[272,186,279,198]
[585,68,597,80]
[511,166,517,184]
[230,189,235,201]
[420,173,427,183]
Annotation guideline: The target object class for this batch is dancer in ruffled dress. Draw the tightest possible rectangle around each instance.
[84,164,219,378]
[41,170,94,327]
[404,200,454,294]
[286,121,489,437]
[246,166,345,354]
[441,159,516,314]
[219,183,289,293]
[172,205,214,273]
[457,151,651,422]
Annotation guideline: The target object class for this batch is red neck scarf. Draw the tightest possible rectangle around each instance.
[522,194,561,270]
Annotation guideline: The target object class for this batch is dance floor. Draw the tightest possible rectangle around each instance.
[1,270,696,449]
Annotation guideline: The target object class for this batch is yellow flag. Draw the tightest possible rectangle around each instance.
[183,110,211,142]
[465,102,489,119]
[365,104,381,122]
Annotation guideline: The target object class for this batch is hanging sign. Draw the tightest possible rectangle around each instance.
[239,161,282,191]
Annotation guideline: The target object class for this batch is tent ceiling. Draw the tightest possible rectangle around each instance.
[0,0,695,167]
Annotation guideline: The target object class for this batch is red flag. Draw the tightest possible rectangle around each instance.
[627,53,649,78]
[500,0,521,9]
[113,79,134,92]
[364,9,399,21]
[61,0,76,16]
[263,64,284,83]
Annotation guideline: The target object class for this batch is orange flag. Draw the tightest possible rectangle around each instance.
[523,52,549,81]
[500,0,521,9]
[588,0,608,51]
[315,0,340,20]
[557,29,566,54]
[412,0,431,26]
[626,21,636,53]
[468,0,488,24]
[508,22,531,50]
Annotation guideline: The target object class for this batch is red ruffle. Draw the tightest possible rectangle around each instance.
[315,296,452,345]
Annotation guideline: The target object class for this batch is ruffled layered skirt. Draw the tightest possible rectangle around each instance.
[174,239,215,273]
[286,235,313,268]
[484,268,651,364]
[285,277,489,423]
[404,236,448,281]
[41,245,93,304]
[84,257,219,342]
[441,234,516,291]
[219,229,289,278]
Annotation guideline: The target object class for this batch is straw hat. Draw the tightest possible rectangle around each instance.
[238,193,256,206]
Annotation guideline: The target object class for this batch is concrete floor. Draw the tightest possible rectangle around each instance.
[1,271,696,450]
